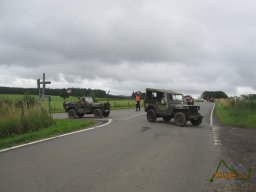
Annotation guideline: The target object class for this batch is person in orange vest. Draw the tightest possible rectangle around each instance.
[135,92,141,111]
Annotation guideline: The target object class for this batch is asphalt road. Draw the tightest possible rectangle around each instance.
[0,102,236,192]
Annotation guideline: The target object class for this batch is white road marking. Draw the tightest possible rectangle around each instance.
[0,119,112,153]
[210,103,222,146]
[210,102,215,126]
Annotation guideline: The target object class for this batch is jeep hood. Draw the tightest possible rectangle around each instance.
[172,104,188,109]
[63,101,76,105]
[92,103,103,107]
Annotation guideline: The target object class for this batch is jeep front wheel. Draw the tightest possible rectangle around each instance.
[147,109,156,122]
[174,112,187,127]
[191,117,202,126]
[94,108,102,118]
[68,109,77,119]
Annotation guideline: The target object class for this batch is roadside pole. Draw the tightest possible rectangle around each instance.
[37,73,51,113]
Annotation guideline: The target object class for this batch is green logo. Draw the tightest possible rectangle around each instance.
[209,160,253,183]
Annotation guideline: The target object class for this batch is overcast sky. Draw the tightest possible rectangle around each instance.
[1,0,256,96]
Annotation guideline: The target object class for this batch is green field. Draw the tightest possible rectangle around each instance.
[0,94,142,112]
[216,99,256,128]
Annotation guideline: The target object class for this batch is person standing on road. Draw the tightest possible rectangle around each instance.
[135,92,141,111]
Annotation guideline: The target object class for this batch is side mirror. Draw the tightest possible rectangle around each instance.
[161,98,166,105]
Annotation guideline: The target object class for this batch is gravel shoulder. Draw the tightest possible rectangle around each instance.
[213,113,256,190]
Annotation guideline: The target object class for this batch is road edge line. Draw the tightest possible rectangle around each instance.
[0,119,112,153]
[210,102,215,126]
[210,102,222,145]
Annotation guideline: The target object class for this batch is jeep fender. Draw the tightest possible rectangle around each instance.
[145,106,155,112]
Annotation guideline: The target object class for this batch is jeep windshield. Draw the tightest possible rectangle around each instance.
[84,97,94,103]
[169,94,184,104]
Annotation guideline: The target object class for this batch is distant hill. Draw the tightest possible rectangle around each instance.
[0,87,129,99]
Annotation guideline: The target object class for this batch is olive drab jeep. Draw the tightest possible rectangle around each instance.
[144,88,203,127]
[63,96,110,119]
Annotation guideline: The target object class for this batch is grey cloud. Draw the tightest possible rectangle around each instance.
[1,0,256,96]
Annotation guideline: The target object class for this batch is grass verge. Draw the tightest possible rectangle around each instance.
[0,119,96,150]
[215,99,256,128]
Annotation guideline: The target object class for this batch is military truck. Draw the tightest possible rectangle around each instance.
[63,96,110,119]
[144,88,203,127]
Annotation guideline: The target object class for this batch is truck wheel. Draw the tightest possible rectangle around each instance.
[163,116,171,122]
[94,108,102,118]
[147,109,156,122]
[174,112,187,127]
[103,111,110,117]
[68,109,77,119]
[191,117,202,126]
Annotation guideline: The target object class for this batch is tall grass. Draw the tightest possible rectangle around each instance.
[0,96,53,138]
[216,99,256,128]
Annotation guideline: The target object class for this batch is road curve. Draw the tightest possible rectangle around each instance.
[0,102,227,192]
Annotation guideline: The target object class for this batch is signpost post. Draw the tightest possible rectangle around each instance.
[37,73,51,101]
[37,73,51,112]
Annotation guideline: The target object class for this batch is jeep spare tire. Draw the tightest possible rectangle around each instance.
[147,109,156,122]
[94,108,102,118]
[68,109,77,119]
[174,112,187,127]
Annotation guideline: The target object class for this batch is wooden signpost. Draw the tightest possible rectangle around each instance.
[37,73,51,99]
[37,73,52,113]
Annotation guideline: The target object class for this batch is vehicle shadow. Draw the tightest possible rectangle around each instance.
[151,120,205,128]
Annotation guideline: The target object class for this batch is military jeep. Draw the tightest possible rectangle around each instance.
[144,88,203,127]
[63,96,110,119]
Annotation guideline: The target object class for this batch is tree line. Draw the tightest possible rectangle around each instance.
[0,87,230,100]
[0,87,128,99]
[201,91,228,99]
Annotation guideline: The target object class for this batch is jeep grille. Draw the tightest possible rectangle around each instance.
[189,106,200,114]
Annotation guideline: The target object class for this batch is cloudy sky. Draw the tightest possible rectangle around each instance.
[1,0,256,96]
